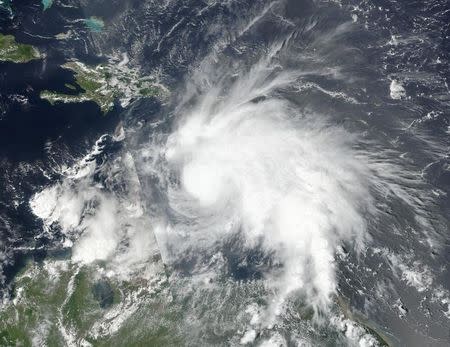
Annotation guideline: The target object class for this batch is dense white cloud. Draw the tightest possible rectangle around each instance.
[160,59,373,320]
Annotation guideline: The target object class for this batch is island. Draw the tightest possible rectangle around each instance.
[40,56,168,114]
[0,33,40,63]
[0,259,168,346]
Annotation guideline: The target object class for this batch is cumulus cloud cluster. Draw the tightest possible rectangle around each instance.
[30,51,378,323]
[159,59,374,318]
[30,136,162,280]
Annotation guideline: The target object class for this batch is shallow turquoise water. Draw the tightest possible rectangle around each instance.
[41,0,53,10]
[83,16,104,32]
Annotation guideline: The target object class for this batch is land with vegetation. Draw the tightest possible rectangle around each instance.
[0,33,40,63]
[40,59,168,114]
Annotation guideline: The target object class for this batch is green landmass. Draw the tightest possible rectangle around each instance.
[64,83,77,90]
[0,33,40,63]
[336,295,392,346]
[0,260,171,346]
[40,60,168,114]
[0,260,389,346]
[55,31,73,40]
[40,61,113,114]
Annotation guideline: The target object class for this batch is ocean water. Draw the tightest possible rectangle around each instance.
[1,0,449,345]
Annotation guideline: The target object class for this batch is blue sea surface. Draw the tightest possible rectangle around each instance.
[0,0,449,345]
